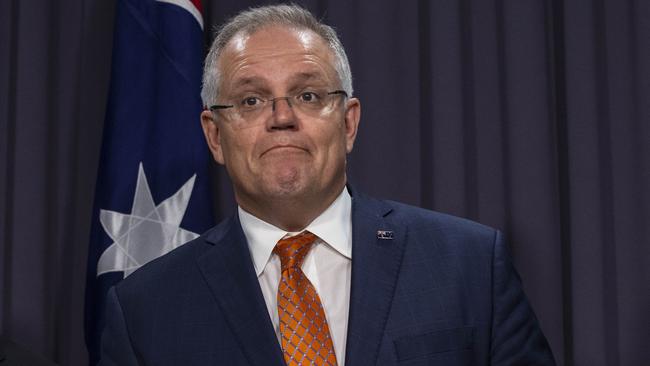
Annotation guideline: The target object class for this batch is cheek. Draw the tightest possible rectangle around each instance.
[333,122,350,151]
[220,133,253,169]
[318,124,349,163]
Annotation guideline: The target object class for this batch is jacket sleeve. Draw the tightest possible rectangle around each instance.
[99,286,141,366]
[490,230,556,365]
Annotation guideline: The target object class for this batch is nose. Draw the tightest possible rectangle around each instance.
[268,97,297,130]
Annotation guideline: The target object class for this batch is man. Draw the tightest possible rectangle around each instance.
[100,4,555,365]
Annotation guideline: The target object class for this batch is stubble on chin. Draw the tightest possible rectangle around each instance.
[263,165,308,198]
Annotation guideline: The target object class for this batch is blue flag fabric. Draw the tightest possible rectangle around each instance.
[84,0,212,363]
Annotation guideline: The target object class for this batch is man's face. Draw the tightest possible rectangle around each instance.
[201,26,360,218]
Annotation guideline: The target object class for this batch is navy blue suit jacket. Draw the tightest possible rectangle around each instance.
[100,192,555,365]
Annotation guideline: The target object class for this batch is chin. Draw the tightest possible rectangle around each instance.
[264,177,310,198]
[262,165,310,194]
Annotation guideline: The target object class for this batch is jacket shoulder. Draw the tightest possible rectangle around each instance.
[359,193,496,236]
[113,216,235,295]
[355,193,499,255]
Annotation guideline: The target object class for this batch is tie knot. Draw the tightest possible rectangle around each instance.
[274,231,317,271]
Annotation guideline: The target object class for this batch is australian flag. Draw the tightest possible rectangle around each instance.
[84,0,213,363]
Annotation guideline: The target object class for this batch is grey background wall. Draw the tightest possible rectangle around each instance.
[1,0,648,365]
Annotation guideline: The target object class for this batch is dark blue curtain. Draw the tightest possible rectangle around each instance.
[1,0,648,365]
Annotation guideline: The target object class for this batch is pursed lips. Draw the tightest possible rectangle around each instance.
[261,145,309,157]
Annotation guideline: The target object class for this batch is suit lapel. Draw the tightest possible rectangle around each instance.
[345,193,407,366]
[196,216,285,366]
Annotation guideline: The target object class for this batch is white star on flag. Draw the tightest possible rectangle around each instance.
[97,163,199,278]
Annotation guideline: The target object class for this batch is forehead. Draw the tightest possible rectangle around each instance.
[218,25,338,91]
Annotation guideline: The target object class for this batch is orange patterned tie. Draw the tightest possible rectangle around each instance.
[274,231,338,366]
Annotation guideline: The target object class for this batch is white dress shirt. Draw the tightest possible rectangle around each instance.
[238,187,352,365]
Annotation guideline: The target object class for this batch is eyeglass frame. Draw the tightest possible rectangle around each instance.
[208,89,349,120]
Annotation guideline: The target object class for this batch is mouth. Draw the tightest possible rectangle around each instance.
[261,145,308,156]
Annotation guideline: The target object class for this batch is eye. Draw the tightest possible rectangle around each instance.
[240,96,263,108]
[297,91,322,103]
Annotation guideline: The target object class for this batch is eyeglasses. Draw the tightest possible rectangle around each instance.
[209,89,348,128]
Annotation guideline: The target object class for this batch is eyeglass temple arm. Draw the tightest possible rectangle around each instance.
[327,90,348,97]
[208,104,234,111]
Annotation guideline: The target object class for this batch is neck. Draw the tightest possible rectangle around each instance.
[236,182,345,232]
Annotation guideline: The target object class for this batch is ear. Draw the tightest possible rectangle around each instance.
[343,97,361,153]
[201,110,226,165]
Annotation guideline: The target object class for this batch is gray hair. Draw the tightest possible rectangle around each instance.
[200,4,353,106]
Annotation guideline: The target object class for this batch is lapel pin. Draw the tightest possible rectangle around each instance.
[376,230,394,240]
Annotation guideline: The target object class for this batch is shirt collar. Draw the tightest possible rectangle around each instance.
[239,187,352,276]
